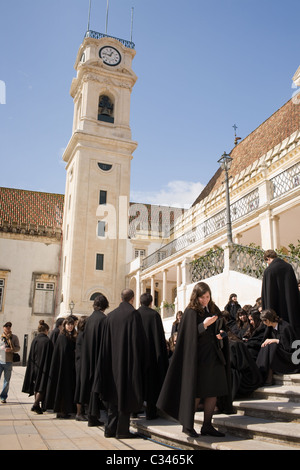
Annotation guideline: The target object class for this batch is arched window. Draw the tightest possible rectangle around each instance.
[98,95,114,123]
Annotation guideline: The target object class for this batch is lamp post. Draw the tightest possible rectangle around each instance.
[69,300,75,315]
[218,151,233,244]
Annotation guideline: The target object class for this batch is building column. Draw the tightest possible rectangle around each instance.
[176,262,182,290]
[162,269,168,303]
[259,210,273,249]
[271,215,280,250]
[135,271,140,309]
[150,275,155,300]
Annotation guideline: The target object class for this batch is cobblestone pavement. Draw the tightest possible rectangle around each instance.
[0,366,171,452]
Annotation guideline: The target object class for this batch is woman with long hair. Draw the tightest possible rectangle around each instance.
[45,316,77,418]
[157,282,232,438]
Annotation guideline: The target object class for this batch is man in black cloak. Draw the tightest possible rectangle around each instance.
[79,294,108,427]
[95,289,147,438]
[261,250,300,337]
[138,292,169,419]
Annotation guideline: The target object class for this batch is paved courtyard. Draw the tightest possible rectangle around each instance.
[0,366,170,452]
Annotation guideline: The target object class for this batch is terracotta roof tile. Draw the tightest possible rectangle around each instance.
[193,98,300,206]
[0,187,64,231]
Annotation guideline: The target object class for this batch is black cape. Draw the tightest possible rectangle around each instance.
[256,319,300,379]
[79,310,106,415]
[45,333,76,414]
[157,306,233,430]
[22,333,53,402]
[262,257,300,337]
[138,305,169,407]
[74,330,84,404]
[94,301,147,414]
[229,340,262,398]
[49,327,60,345]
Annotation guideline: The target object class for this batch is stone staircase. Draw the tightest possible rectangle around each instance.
[131,374,300,450]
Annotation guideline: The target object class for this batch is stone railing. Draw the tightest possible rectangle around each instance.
[190,243,300,282]
[85,30,135,49]
[142,188,260,271]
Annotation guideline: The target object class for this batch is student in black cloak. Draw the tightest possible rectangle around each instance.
[95,288,147,438]
[137,292,169,420]
[22,320,53,414]
[157,282,232,438]
[221,311,262,398]
[45,316,77,418]
[224,293,241,322]
[79,294,108,427]
[256,309,300,385]
[261,249,300,337]
[243,307,266,360]
[49,317,64,345]
[74,316,88,421]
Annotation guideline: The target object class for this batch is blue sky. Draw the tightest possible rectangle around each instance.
[1,0,299,208]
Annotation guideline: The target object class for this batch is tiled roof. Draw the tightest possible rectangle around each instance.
[193,97,300,206]
[0,187,64,238]
[0,187,184,239]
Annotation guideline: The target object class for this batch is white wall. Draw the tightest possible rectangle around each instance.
[0,237,62,357]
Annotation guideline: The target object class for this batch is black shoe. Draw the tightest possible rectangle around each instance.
[104,430,116,438]
[88,417,104,427]
[201,425,225,437]
[116,432,138,439]
[182,427,199,438]
[31,404,43,414]
[75,413,87,421]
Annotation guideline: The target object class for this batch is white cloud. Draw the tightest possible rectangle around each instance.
[130,180,204,209]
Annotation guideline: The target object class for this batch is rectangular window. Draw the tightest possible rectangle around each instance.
[135,249,146,258]
[99,190,107,205]
[0,279,4,312]
[97,221,106,237]
[96,253,104,271]
[33,282,55,315]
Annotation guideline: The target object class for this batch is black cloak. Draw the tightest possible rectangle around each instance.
[261,257,300,337]
[74,329,84,404]
[157,306,233,430]
[79,310,106,415]
[44,333,76,414]
[95,301,147,414]
[256,319,300,379]
[22,333,53,403]
[137,305,169,412]
[229,340,262,398]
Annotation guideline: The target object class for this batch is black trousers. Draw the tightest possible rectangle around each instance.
[105,403,130,438]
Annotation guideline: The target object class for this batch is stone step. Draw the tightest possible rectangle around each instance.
[194,410,300,447]
[233,397,300,422]
[131,416,299,450]
[274,374,300,386]
[253,384,300,404]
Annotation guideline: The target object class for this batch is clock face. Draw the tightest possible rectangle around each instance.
[99,46,121,66]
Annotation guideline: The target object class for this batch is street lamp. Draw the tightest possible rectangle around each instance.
[218,151,233,244]
[69,300,75,314]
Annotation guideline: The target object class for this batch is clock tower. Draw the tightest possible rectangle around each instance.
[60,31,138,315]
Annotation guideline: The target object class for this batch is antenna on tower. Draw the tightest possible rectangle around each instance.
[105,0,109,34]
[130,7,134,43]
[87,0,92,32]
[233,124,241,146]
